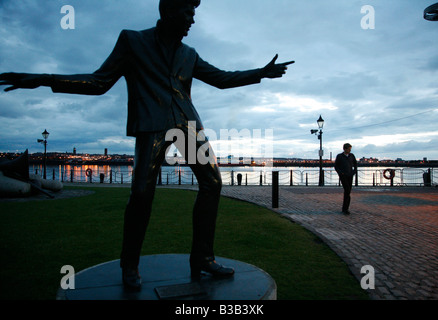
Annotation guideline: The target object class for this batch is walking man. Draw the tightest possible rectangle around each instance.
[335,143,357,215]
[0,0,294,290]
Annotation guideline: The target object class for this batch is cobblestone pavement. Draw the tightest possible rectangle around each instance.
[216,185,438,300]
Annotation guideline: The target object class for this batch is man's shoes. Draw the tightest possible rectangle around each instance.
[122,267,142,291]
[342,210,351,215]
[190,256,235,279]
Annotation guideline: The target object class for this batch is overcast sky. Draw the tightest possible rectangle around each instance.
[1,0,437,160]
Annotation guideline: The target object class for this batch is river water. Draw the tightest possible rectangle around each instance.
[29,164,436,187]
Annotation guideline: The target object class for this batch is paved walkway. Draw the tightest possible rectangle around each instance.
[214,185,438,300]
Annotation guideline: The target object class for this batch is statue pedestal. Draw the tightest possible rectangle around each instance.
[56,254,276,300]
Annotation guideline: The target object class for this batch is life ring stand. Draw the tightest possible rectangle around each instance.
[85,168,93,177]
[383,169,395,180]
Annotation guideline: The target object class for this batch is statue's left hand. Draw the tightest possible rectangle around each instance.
[261,55,294,79]
[0,72,49,92]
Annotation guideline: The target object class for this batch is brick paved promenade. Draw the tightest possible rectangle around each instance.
[216,185,438,300]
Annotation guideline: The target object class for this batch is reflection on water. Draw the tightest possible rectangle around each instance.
[30,164,133,184]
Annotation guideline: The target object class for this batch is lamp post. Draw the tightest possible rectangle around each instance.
[37,129,49,179]
[424,3,438,21]
[311,116,325,186]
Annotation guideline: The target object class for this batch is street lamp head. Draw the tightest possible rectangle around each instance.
[317,115,324,129]
[42,129,49,140]
[424,3,438,21]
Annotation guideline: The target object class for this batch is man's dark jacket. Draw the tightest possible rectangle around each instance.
[49,26,263,136]
[335,153,358,177]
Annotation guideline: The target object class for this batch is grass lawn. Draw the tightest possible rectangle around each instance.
[0,187,369,300]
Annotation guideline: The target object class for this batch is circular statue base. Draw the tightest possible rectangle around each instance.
[56,254,276,300]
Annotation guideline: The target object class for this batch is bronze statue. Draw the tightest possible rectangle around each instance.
[0,0,293,291]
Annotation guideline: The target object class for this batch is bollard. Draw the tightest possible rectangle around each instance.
[100,173,105,184]
[110,170,113,184]
[121,173,123,184]
[306,173,308,186]
[70,169,74,183]
[290,170,293,186]
[231,170,234,186]
[53,169,55,180]
[237,173,242,186]
[272,171,279,208]
[423,169,432,187]
[245,173,248,186]
[178,170,181,185]
[260,172,263,186]
[192,174,194,185]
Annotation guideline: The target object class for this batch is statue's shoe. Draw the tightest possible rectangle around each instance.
[122,267,142,291]
[190,256,235,279]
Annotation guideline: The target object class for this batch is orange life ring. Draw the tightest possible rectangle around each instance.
[383,169,395,180]
[85,168,93,177]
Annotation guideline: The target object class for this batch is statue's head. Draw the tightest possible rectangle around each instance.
[159,0,201,37]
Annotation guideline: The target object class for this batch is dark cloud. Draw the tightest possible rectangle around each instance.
[1,0,437,159]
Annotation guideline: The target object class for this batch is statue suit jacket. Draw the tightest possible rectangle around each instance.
[50,26,263,136]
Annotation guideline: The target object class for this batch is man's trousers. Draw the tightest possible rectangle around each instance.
[339,174,353,212]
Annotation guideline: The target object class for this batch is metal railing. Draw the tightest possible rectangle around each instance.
[31,166,437,187]
[221,168,435,187]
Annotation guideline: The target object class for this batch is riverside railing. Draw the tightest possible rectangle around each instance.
[31,166,437,187]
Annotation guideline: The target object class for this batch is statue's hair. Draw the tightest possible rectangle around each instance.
[159,0,201,18]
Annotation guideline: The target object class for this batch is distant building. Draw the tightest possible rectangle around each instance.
[359,157,379,163]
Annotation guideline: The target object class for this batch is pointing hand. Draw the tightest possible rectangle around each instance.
[261,54,294,79]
